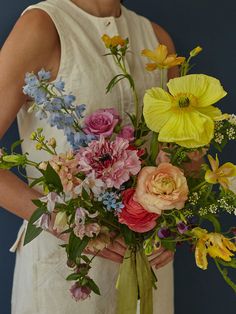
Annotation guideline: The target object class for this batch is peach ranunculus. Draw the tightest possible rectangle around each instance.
[134,163,189,214]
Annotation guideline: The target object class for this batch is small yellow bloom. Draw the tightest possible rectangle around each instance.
[141,44,185,70]
[101,34,126,48]
[205,154,236,189]
[190,46,203,57]
[192,227,236,270]
[143,74,227,148]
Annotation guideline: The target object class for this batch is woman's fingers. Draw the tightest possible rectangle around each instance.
[149,250,174,268]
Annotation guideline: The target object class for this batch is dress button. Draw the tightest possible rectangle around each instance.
[105,20,111,27]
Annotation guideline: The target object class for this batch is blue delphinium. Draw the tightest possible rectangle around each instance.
[98,192,124,214]
[23,69,90,149]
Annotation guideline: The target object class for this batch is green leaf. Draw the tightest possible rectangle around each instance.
[66,273,80,281]
[23,207,46,245]
[87,278,101,295]
[202,214,221,233]
[215,259,236,293]
[68,233,90,261]
[31,199,43,208]
[41,163,63,192]
[82,188,90,201]
[160,239,176,252]
[149,132,159,165]
[29,176,44,188]
[24,224,43,246]
[11,139,24,153]
[81,255,91,263]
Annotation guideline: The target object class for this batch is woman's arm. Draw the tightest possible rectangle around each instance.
[0,9,60,219]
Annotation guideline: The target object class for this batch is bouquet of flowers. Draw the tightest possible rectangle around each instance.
[1,35,236,313]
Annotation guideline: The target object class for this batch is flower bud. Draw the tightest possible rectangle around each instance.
[48,137,57,148]
[36,143,43,150]
[190,46,202,57]
[30,132,37,140]
[2,154,26,164]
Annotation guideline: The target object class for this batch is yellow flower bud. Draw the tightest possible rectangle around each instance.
[48,137,57,148]
[30,132,37,140]
[36,143,43,150]
[190,46,202,57]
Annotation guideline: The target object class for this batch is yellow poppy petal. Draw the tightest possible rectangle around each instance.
[158,110,214,148]
[155,44,168,63]
[143,88,172,132]
[197,105,222,119]
[197,75,227,107]
[145,63,158,71]
[167,74,208,98]
[195,239,208,270]
[207,244,233,261]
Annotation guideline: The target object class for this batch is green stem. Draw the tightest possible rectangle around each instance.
[192,181,207,192]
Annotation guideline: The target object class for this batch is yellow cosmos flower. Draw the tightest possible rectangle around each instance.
[205,154,236,189]
[141,44,185,70]
[192,227,236,270]
[101,34,126,48]
[143,74,227,148]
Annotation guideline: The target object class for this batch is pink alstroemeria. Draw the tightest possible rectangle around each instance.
[40,192,65,213]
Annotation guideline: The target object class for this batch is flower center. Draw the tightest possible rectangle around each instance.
[149,175,176,195]
[178,96,190,108]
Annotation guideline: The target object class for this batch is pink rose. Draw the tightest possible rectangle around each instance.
[134,163,189,214]
[118,125,135,142]
[83,108,120,137]
[118,188,159,232]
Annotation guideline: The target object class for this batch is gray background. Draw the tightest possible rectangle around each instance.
[0,0,236,313]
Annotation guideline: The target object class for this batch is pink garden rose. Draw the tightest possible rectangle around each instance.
[119,188,159,232]
[134,163,189,214]
[76,137,141,189]
[84,108,120,137]
[118,125,135,142]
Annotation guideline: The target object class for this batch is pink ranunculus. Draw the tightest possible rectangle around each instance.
[134,163,189,214]
[118,125,135,142]
[70,283,91,302]
[83,108,120,137]
[76,137,141,189]
[119,188,159,232]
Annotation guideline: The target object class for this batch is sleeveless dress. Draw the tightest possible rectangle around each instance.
[11,1,174,313]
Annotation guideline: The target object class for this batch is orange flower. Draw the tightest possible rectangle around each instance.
[101,34,126,48]
[141,44,185,70]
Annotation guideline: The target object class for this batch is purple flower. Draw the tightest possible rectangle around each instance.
[177,222,188,234]
[75,104,86,119]
[70,283,91,302]
[158,228,171,239]
[33,213,51,230]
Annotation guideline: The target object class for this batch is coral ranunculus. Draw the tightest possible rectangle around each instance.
[134,163,189,214]
[118,188,159,232]
[143,74,227,148]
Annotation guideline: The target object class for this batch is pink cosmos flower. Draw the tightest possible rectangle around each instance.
[134,163,189,214]
[76,137,141,189]
[83,108,120,137]
[118,188,159,232]
[118,125,135,142]
[70,283,91,302]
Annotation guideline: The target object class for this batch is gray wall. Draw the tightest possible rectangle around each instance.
[0,0,236,313]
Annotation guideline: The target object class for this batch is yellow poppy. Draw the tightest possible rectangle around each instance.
[205,154,236,189]
[192,227,236,270]
[101,34,126,48]
[143,74,227,148]
[190,46,203,57]
[141,44,185,70]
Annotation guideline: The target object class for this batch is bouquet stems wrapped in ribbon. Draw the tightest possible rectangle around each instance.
[1,36,236,312]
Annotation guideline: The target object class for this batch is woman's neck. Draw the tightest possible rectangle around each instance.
[70,0,121,18]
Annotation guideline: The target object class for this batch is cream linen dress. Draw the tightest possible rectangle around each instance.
[11,0,174,313]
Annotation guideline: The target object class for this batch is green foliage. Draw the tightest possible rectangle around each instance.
[24,207,46,245]
[40,162,63,192]
[67,232,90,262]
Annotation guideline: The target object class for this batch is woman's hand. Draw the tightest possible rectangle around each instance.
[149,247,174,269]
[85,237,127,264]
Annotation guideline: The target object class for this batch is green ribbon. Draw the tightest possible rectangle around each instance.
[116,248,155,314]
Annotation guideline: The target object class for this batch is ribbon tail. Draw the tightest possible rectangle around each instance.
[136,250,154,314]
[116,248,138,314]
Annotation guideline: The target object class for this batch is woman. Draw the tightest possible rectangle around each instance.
[0,0,176,313]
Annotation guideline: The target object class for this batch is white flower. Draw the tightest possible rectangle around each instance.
[74,171,106,197]
[53,211,68,232]
[40,192,65,212]
[228,177,236,194]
